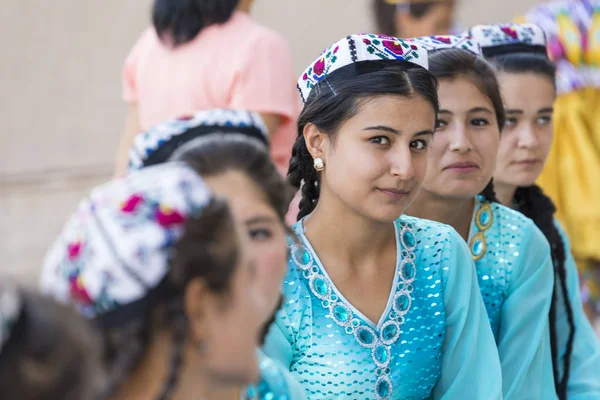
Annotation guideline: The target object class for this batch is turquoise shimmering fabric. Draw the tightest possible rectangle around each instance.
[468,197,557,399]
[554,220,600,398]
[245,350,307,400]
[263,215,502,400]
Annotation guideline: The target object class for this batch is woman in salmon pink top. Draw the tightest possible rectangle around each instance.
[114,0,299,177]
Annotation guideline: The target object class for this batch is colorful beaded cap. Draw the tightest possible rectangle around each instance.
[128,108,268,171]
[409,35,482,56]
[40,163,212,319]
[0,280,22,353]
[297,34,429,103]
[467,23,547,56]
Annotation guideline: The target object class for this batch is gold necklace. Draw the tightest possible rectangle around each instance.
[469,196,493,261]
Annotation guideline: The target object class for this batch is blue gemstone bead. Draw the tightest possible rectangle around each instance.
[333,304,350,323]
[376,378,391,398]
[479,209,491,226]
[401,262,416,280]
[396,293,410,311]
[314,277,329,296]
[357,327,375,345]
[382,323,398,341]
[472,239,484,256]
[374,345,389,364]
[403,231,416,247]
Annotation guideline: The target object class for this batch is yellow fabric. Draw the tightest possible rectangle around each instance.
[537,88,600,265]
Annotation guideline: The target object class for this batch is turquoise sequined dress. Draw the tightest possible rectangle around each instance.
[263,215,502,400]
[554,221,600,398]
[468,196,557,399]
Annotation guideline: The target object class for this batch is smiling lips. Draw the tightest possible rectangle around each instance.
[511,158,541,166]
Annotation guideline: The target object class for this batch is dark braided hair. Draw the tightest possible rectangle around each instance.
[289,61,439,221]
[98,199,240,400]
[427,48,506,203]
[488,51,574,400]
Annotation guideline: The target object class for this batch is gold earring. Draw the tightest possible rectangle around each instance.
[313,157,324,171]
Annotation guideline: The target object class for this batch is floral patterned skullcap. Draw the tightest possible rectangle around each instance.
[467,23,548,58]
[297,34,429,103]
[128,108,268,171]
[0,279,22,354]
[409,35,482,56]
[40,163,213,320]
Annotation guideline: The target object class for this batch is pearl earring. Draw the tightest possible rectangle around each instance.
[313,157,324,171]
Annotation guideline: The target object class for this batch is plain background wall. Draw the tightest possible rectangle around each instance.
[1,0,541,284]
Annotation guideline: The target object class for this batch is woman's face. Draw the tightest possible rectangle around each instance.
[204,170,287,327]
[420,76,500,199]
[493,72,555,188]
[198,218,266,384]
[309,95,436,222]
[395,2,455,38]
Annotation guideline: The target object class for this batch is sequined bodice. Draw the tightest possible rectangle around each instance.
[277,216,450,400]
[468,197,533,339]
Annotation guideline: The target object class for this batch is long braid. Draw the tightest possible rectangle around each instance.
[287,135,320,221]
[155,297,187,400]
[514,184,575,400]
[99,317,151,399]
[480,178,499,203]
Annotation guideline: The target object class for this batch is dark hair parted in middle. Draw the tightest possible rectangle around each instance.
[289,62,439,220]
[427,48,505,203]
[171,133,294,222]
[486,50,572,400]
[153,0,240,47]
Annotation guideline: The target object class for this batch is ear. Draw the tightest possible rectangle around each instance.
[303,123,329,161]
[184,278,216,344]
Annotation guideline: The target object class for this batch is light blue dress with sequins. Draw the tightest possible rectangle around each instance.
[467,197,557,399]
[244,350,307,400]
[263,215,502,400]
[554,221,600,399]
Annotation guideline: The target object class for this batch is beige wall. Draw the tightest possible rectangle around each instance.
[1,0,541,286]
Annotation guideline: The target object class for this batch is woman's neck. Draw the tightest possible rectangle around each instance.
[303,191,397,271]
[407,190,475,241]
[112,332,239,400]
[493,180,518,208]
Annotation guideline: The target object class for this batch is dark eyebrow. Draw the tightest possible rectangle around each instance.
[469,107,494,114]
[505,109,524,115]
[414,130,434,137]
[363,125,401,135]
[244,216,277,225]
[538,107,554,114]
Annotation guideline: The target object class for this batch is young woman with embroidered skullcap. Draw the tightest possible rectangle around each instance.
[406,33,557,399]
[261,33,502,400]
[470,22,600,400]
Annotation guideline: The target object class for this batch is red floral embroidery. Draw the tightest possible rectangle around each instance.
[500,26,518,40]
[155,205,185,227]
[434,36,452,44]
[333,45,339,53]
[382,40,404,55]
[363,38,371,45]
[67,241,83,260]
[69,276,93,305]
[303,72,308,81]
[122,194,144,213]
[313,58,326,76]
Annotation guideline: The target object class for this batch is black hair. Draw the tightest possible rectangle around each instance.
[372,0,452,36]
[289,61,439,220]
[427,47,506,202]
[153,0,240,48]
[0,287,105,400]
[99,199,240,400]
[171,133,294,223]
[487,51,572,400]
